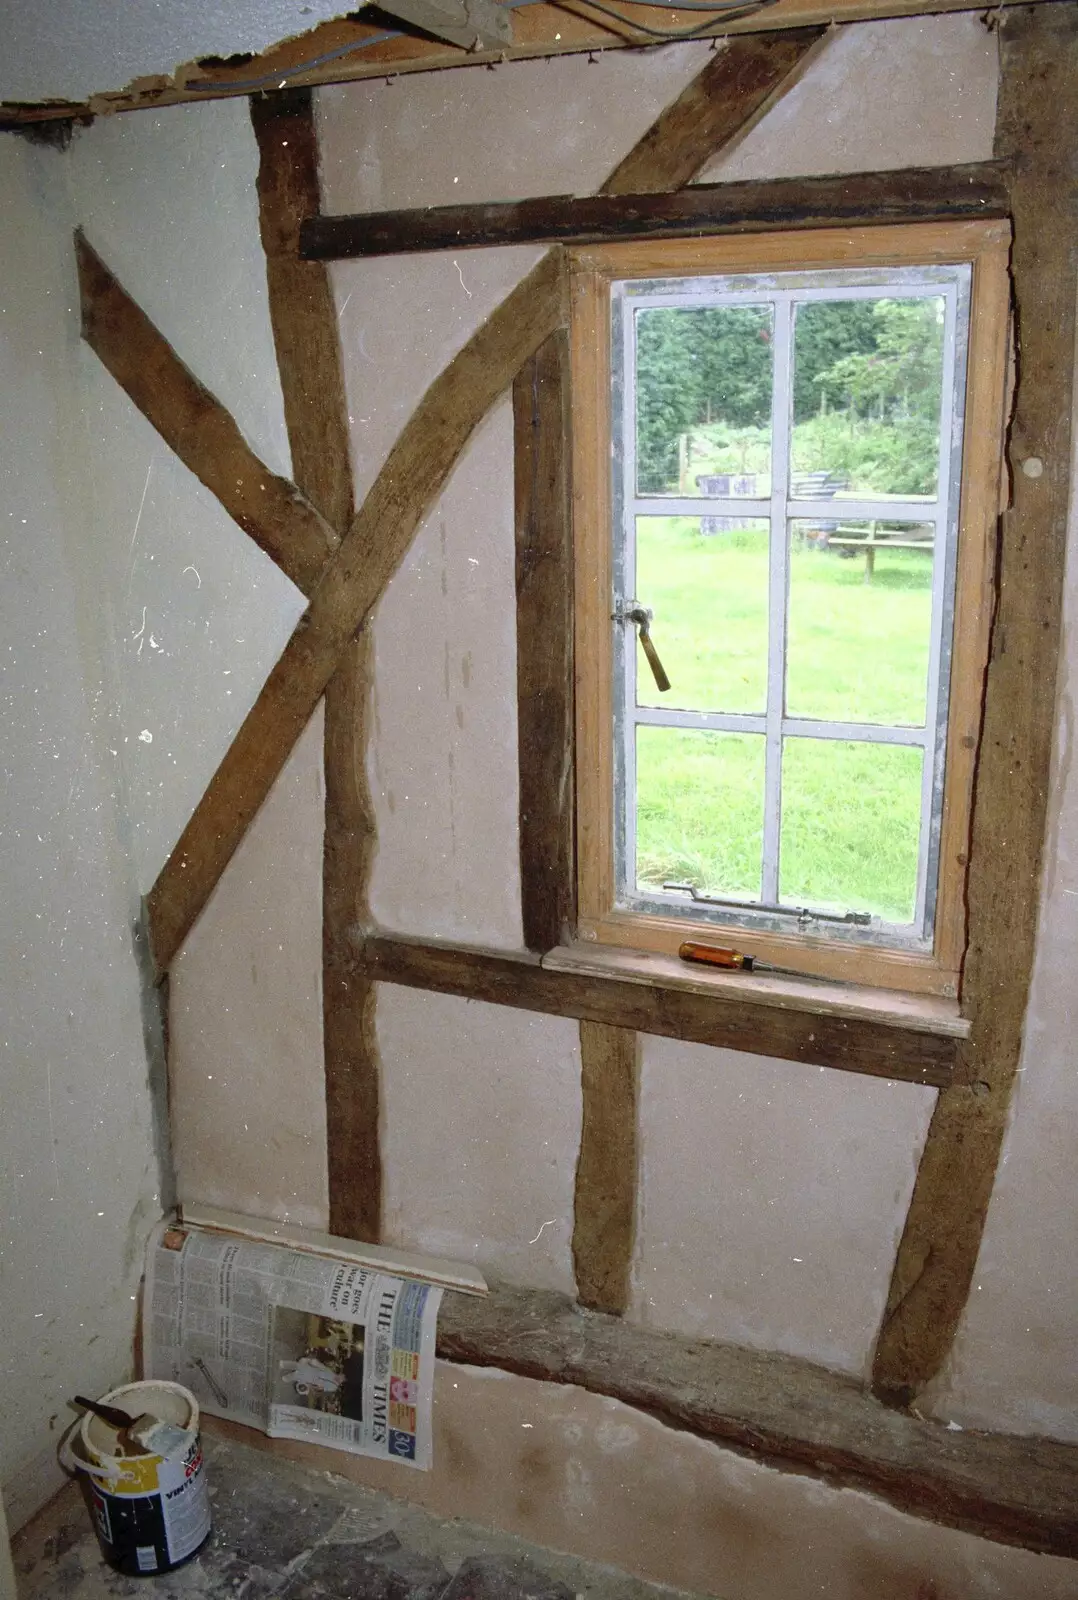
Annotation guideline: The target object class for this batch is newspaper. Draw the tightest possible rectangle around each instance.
[143,1220,442,1469]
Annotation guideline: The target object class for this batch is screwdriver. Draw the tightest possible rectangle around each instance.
[678,940,830,980]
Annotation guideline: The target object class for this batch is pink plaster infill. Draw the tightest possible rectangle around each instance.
[377,986,581,1294]
[631,1036,934,1378]
[169,706,329,1231]
[698,13,997,182]
[367,399,523,948]
[211,1364,1078,1600]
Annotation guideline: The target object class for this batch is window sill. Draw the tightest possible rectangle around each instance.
[544,940,968,1067]
[358,930,964,1088]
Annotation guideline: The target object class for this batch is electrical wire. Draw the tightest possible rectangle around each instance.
[183,31,405,90]
[182,0,778,91]
[550,0,780,41]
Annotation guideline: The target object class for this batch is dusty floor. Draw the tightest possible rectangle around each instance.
[13,1433,709,1600]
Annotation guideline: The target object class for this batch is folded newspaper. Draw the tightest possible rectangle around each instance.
[144,1218,451,1468]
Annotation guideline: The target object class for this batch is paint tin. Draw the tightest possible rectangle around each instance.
[63,1381,211,1576]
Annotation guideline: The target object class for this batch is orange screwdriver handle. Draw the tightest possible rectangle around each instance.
[678,941,755,972]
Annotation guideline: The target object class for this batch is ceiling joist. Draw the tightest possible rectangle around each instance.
[0,0,1047,129]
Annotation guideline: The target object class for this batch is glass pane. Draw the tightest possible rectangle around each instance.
[634,305,774,497]
[791,297,945,500]
[780,739,923,922]
[635,516,769,714]
[786,521,935,724]
[636,727,764,900]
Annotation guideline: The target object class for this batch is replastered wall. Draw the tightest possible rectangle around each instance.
[0,90,307,1527]
[167,11,1078,1450]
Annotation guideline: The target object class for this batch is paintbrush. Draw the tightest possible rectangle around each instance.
[74,1395,195,1458]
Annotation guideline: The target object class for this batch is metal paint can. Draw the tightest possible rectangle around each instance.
[63,1381,212,1576]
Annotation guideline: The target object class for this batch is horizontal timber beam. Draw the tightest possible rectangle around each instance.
[355,931,958,1086]
[300,163,1010,260]
[0,3,1051,128]
[434,1282,1078,1559]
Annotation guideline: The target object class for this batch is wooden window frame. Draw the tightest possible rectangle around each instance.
[570,221,1011,999]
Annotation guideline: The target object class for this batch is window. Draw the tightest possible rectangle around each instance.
[570,225,1010,996]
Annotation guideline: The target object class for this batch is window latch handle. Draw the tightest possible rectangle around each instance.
[616,602,671,693]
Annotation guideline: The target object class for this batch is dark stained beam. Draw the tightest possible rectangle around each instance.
[300,163,1010,260]
[514,331,575,954]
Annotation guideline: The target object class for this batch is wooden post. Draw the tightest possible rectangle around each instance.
[515,329,575,953]
[573,1022,639,1313]
[251,89,380,1237]
[872,3,1078,1404]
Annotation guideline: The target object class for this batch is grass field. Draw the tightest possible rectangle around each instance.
[633,517,932,922]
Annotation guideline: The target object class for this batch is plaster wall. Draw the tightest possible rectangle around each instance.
[378,988,581,1291]
[225,1365,1078,1599]
[0,137,163,1528]
[169,707,329,1229]
[631,1038,933,1375]
[163,7,1077,1436]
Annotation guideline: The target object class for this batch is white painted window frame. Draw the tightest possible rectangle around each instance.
[610,263,972,952]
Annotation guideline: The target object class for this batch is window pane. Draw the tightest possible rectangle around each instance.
[780,739,922,922]
[636,727,764,900]
[634,305,773,497]
[791,297,945,500]
[786,521,935,725]
[635,516,769,713]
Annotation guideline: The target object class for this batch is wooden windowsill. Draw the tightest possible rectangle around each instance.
[544,939,970,1040]
[357,929,964,1086]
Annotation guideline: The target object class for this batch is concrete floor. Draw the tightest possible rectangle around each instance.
[13,1433,709,1600]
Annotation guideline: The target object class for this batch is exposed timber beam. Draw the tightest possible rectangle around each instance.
[249,88,383,1242]
[250,89,355,535]
[147,29,822,973]
[872,2,1078,1405]
[76,232,338,596]
[599,24,827,195]
[432,1282,1078,1559]
[357,931,959,1086]
[572,1022,638,1313]
[514,331,575,955]
[146,250,568,973]
[0,2,1047,129]
[300,163,1010,260]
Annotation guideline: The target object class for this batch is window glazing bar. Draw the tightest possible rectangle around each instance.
[633,496,772,518]
[785,499,944,523]
[634,708,928,746]
[762,298,794,904]
[635,706,768,735]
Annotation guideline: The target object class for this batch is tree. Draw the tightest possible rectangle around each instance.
[635,305,771,492]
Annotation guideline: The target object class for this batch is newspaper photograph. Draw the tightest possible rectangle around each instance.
[143,1219,442,1468]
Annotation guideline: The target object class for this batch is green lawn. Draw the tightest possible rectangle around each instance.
[633,518,930,921]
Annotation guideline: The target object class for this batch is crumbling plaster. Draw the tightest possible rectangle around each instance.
[0,1,362,106]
